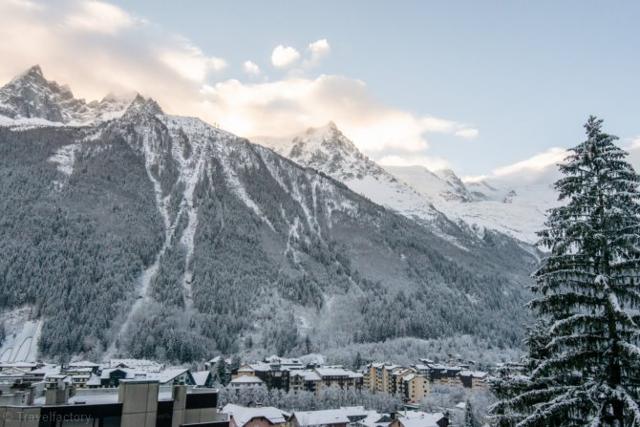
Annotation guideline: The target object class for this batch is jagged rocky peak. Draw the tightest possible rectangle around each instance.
[292,121,358,157]
[287,121,384,180]
[0,65,134,125]
[0,64,82,122]
[434,168,476,202]
[122,93,163,118]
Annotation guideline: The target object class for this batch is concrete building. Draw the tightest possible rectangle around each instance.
[0,378,228,427]
[398,374,429,404]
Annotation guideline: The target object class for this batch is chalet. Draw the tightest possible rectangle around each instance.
[229,375,264,389]
[233,362,289,391]
[222,404,288,427]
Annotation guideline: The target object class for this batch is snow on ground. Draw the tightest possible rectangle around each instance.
[48,143,80,176]
[0,307,42,363]
[0,115,66,130]
[385,164,559,244]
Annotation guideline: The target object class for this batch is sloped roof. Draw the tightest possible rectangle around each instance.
[293,409,350,426]
[192,370,212,386]
[230,375,264,384]
[222,404,287,427]
[398,412,446,427]
[290,369,321,381]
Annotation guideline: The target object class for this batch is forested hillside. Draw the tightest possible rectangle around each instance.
[0,68,538,362]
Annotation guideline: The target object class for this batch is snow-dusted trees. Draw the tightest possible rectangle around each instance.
[494,116,640,426]
[464,400,479,427]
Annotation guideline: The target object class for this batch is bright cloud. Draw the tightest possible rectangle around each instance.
[463,147,567,184]
[454,128,479,139]
[0,0,477,169]
[243,60,260,76]
[492,147,567,177]
[0,0,226,107]
[158,37,226,83]
[271,45,300,68]
[306,39,331,66]
[201,75,474,157]
[65,0,135,35]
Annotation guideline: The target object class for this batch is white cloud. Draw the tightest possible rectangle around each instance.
[492,147,567,177]
[306,39,331,66]
[158,37,226,83]
[0,0,476,169]
[65,0,135,35]
[271,45,301,68]
[0,0,227,106]
[200,75,472,156]
[454,128,479,139]
[243,60,260,76]
[463,147,567,184]
[629,136,640,149]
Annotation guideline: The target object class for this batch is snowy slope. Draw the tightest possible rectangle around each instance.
[263,123,444,226]
[0,307,42,363]
[0,66,538,361]
[386,165,559,243]
[263,122,556,243]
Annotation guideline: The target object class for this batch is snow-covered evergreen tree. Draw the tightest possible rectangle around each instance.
[494,116,640,426]
[465,399,479,427]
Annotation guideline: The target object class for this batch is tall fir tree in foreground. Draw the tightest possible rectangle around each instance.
[492,116,640,426]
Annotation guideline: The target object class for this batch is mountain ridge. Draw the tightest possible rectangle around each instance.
[0,66,536,363]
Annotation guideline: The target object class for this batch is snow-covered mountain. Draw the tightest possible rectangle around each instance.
[263,123,459,233]
[0,65,132,126]
[0,66,536,362]
[264,122,557,244]
[386,165,559,244]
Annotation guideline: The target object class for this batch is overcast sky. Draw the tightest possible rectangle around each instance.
[2,0,638,178]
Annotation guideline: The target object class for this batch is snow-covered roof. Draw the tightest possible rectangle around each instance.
[402,373,417,382]
[459,370,488,379]
[248,362,271,372]
[192,371,211,386]
[222,404,287,427]
[293,409,350,426]
[146,368,190,384]
[230,375,264,384]
[100,368,137,380]
[397,412,446,427]
[31,364,61,376]
[264,355,302,365]
[69,360,100,368]
[106,359,163,372]
[314,368,354,378]
[340,406,367,417]
[86,373,101,386]
[291,370,321,381]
